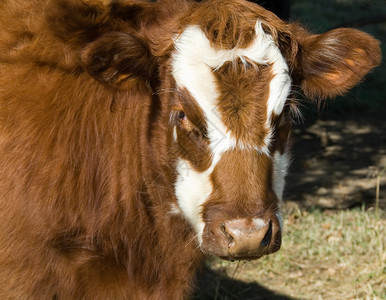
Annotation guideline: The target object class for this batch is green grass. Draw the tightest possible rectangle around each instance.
[203,208,385,299]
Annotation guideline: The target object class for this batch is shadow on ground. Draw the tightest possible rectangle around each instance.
[285,113,386,210]
[193,267,294,300]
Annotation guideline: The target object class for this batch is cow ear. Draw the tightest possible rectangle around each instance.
[293,27,381,99]
[80,32,156,87]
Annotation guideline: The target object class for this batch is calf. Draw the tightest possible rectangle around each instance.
[0,0,380,298]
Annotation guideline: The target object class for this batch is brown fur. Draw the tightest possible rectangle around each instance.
[294,27,382,99]
[0,0,381,299]
[214,59,273,147]
[173,88,213,173]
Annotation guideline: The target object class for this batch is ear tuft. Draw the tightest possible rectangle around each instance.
[296,28,381,99]
[81,32,156,87]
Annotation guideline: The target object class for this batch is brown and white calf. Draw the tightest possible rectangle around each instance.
[0,0,380,298]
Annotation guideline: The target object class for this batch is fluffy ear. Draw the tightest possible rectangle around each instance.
[293,27,381,99]
[80,32,156,87]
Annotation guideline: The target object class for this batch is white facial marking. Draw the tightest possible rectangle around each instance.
[174,159,216,245]
[272,151,290,201]
[276,212,284,231]
[172,21,291,242]
[273,151,290,231]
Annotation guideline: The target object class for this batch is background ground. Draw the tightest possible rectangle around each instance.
[194,0,386,299]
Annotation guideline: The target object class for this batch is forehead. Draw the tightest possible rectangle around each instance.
[171,21,291,153]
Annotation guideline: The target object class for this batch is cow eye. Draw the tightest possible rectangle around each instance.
[178,111,186,120]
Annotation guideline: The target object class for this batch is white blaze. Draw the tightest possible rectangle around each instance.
[171,21,291,243]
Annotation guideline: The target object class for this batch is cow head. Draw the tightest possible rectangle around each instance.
[79,0,381,260]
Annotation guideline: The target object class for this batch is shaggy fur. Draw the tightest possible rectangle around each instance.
[0,0,380,299]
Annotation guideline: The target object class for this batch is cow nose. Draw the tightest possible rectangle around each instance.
[219,218,278,259]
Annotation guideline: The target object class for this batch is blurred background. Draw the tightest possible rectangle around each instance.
[195,0,386,299]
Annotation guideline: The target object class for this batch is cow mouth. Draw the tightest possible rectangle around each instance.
[219,253,265,262]
[219,243,269,261]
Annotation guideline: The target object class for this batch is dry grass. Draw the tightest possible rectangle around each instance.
[197,207,385,299]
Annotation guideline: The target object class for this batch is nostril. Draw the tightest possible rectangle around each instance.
[220,223,226,236]
[220,223,234,246]
[261,220,272,247]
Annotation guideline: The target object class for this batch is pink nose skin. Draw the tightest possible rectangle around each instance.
[219,218,276,260]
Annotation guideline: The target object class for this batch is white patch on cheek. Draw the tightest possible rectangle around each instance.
[272,151,290,201]
[276,212,284,231]
[174,159,215,245]
[272,152,289,232]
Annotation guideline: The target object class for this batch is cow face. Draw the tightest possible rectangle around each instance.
[80,0,380,260]
[169,20,290,259]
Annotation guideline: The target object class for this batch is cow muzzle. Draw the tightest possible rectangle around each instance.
[202,215,282,260]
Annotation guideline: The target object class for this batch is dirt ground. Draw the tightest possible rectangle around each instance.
[286,113,386,210]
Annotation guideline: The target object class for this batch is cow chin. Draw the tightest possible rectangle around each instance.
[200,213,282,261]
